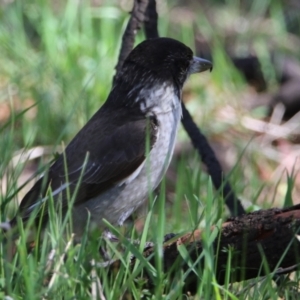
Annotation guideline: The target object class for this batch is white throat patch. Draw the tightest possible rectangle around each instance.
[136,84,180,114]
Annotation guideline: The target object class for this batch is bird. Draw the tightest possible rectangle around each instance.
[10,37,212,239]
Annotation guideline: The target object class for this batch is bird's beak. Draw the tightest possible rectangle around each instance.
[189,57,213,74]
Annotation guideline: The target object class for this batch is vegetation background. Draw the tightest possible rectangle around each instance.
[0,0,300,298]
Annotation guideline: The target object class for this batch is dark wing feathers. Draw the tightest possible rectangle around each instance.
[16,111,158,222]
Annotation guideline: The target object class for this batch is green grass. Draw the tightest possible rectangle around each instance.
[1,0,300,298]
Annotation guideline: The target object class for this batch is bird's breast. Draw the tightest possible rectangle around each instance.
[72,93,182,233]
[147,102,182,187]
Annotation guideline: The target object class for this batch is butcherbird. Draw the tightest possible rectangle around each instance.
[10,37,212,238]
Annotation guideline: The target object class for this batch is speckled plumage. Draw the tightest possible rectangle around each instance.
[11,37,212,238]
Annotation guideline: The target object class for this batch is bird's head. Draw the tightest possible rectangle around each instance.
[108,38,212,112]
[120,37,212,89]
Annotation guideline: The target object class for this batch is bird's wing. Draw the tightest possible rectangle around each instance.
[17,115,158,222]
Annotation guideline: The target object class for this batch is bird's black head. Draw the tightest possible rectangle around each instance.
[109,38,212,111]
[120,38,199,88]
[120,38,212,88]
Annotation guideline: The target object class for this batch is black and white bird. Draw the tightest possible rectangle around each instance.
[10,37,212,238]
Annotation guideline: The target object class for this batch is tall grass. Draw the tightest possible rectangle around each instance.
[0,0,300,298]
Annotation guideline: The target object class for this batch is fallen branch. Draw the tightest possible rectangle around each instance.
[107,205,300,293]
[105,1,300,293]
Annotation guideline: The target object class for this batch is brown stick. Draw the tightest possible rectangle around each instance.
[107,205,300,293]
[113,0,149,86]
[144,0,159,39]
[142,0,245,216]
[105,1,300,294]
